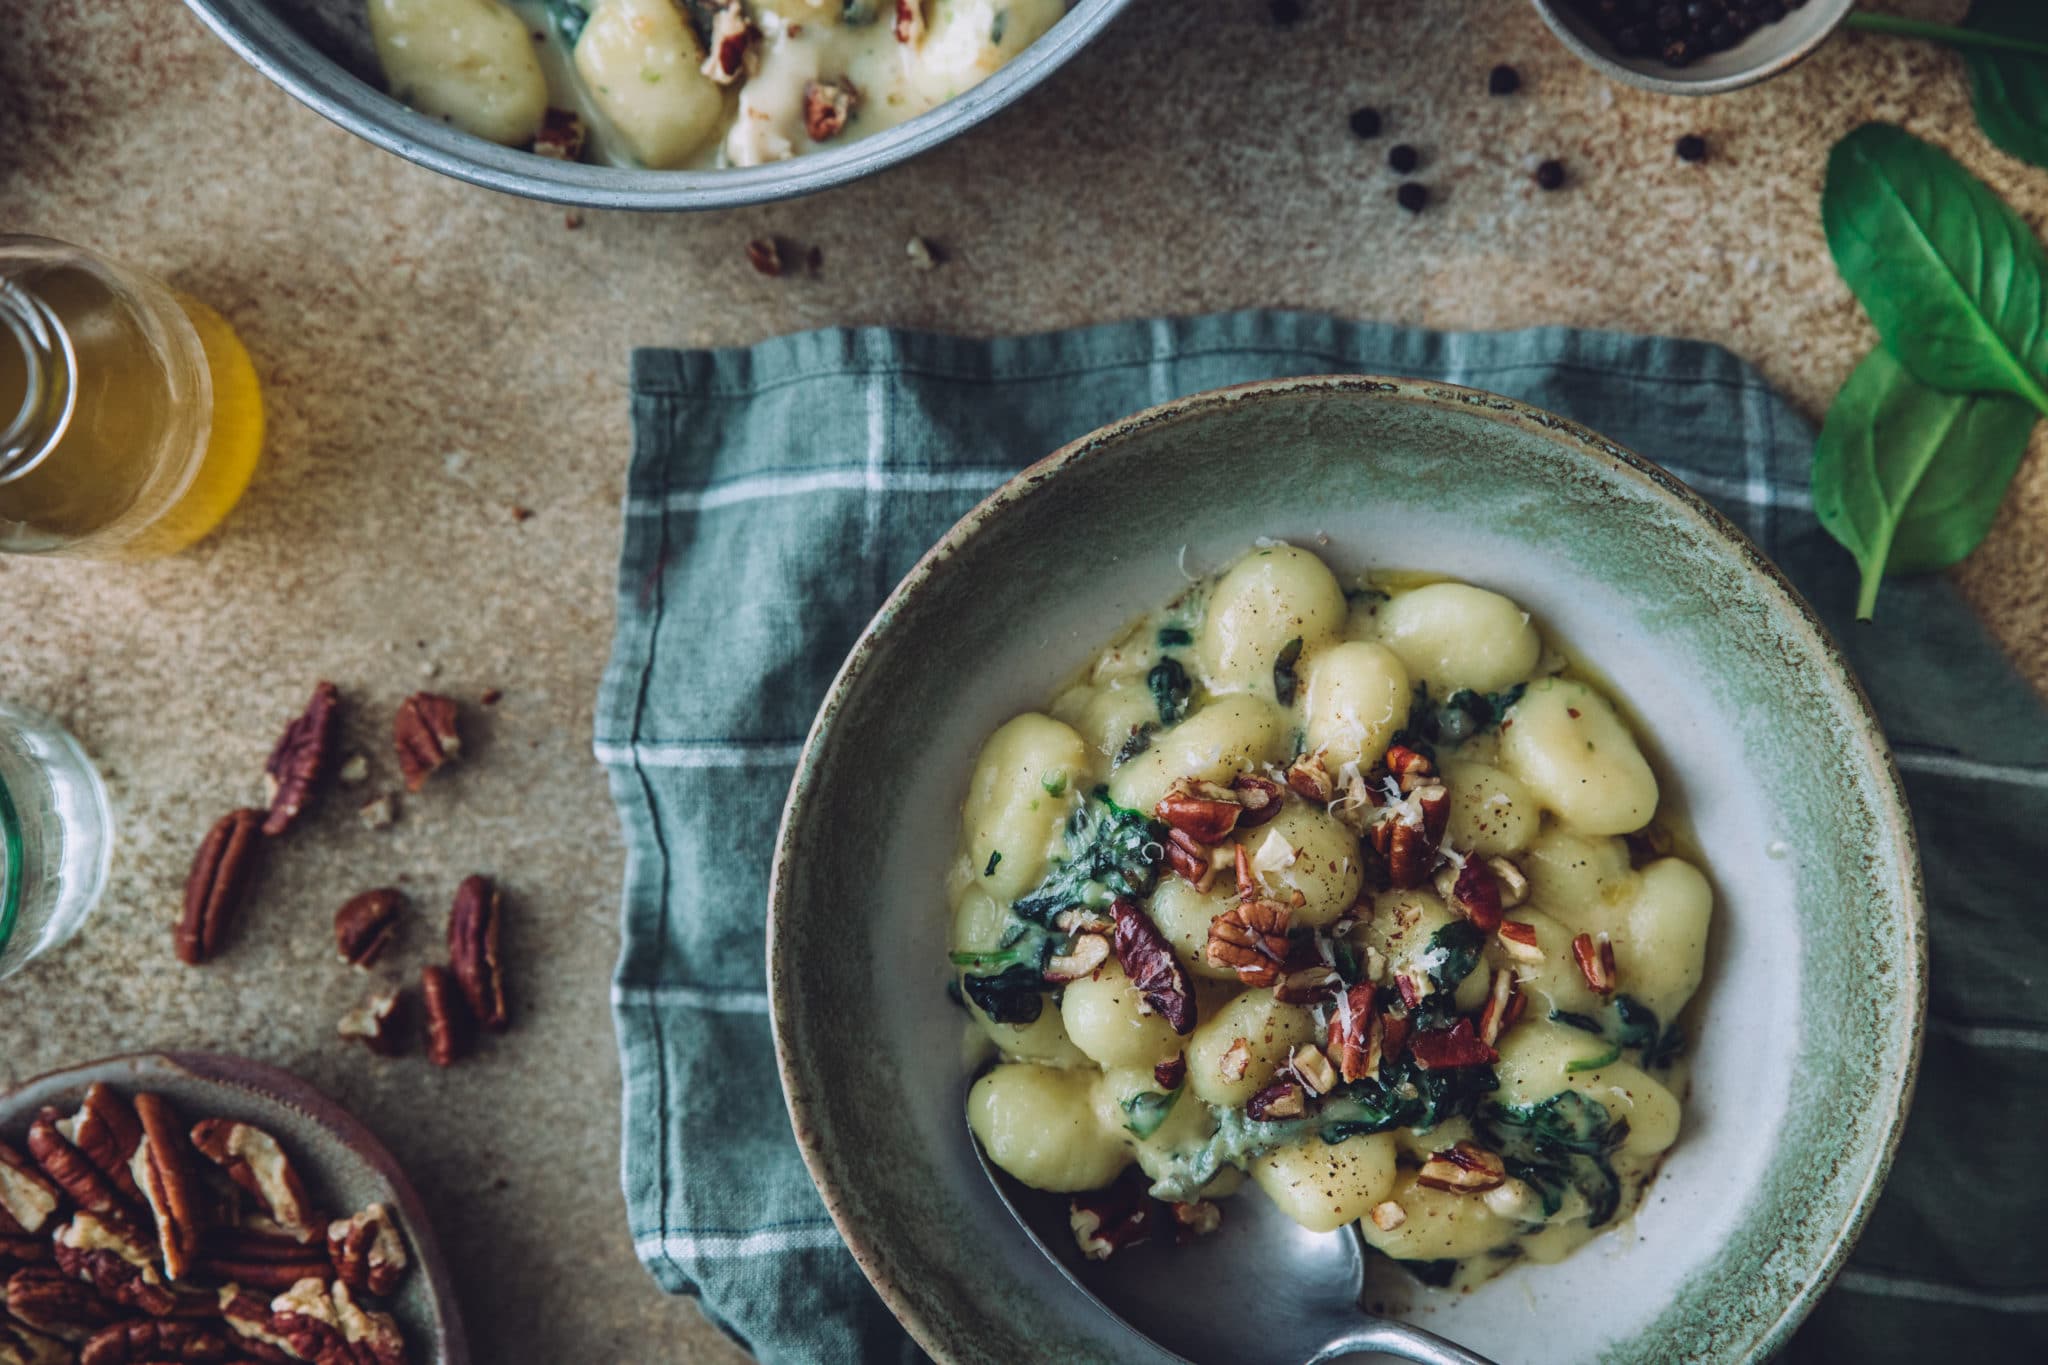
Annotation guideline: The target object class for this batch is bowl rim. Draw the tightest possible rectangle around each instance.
[179,0,1134,211]
[0,1049,472,1365]
[768,373,1927,1363]
[1526,0,1854,96]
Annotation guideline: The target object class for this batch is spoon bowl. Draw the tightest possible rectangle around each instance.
[969,1124,1493,1365]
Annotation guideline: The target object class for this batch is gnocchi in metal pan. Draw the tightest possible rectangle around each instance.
[953,542,1712,1290]
[368,0,1069,169]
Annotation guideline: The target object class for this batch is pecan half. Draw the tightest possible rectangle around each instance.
[189,1121,317,1244]
[1110,898,1194,1034]
[261,681,339,837]
[392,694,461,793]
[1417,1141,1507,1194]
[1068,1170,1154,1261]
[802,78,858,142]
[1327,983,1380,1084]
[1572,932,1617,995]
[51,1223,208,1318]
[331,1281,408,1365]
[338,989,406,1058]
[57,1085,144,1203]
[1476,968,1525,1047]
[80,1319,233,1365]
[1439,858,1503,931]
[3,1266,122,1341]
[191,1228,331,1290]
[327,1205,407,1299]
[333,889,404,969]
[1408,1019,1498,1071]
[1245,1078,1306,1121]
[531,107,586,162]
[266,1277,348,1362]
[217,1287,301,1359]
[25,1111,139,1233]
[1369,784,1448,888]
[447,875,508,1032]
[178,809,264,965]
[0,1142,63,1236]
[130,1093,204,1280]
[1154,785,1241,845]
[420,965,472,1068]
[1228,773,1286,828]
[1204,900,1291,987]
[1285,750,1334,804]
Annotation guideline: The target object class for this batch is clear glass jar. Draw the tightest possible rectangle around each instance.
[0,234,264,558]
[0,701,113,980]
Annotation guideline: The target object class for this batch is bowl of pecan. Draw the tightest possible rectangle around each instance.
[0,1052,466,1364]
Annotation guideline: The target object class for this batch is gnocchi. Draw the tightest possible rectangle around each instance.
[952,543,1712,1292]
[369,0,1073,168]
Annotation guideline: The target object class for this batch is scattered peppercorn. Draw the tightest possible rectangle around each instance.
[1349,106,1382,139]
[1269,0,1303,25]
[1397,182,1429,213]
[1488,64,1520,95]
[1568,0,1807,68]
[1534,159,1566,190]
[1676,133,1709,162]
[1388,143,1419,174]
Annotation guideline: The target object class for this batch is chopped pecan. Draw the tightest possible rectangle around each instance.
[1228,773,1286,828]
[1068,1170,1153,1261]
[327,1205,406,1299]
[192,1228,331,1290]
[1042,933,1109,984]
[1152,1054,1186,1092]
[699,2,756,84]
[1274,965,1341,1005]
[1496,919,1543,962]
[1285,750,1334,804]
[1217,1037,1251,1083]
[745,238,783,277]
[189,1122,317,1244]
[894,0,924,44]
[1369,784,1448,887]
[1417,1141,1507,1194]
[0,1142,63,1236]
[1289,1044,1337,1096]
[420,965,472,1068]
[1246,1078,1306,1121]
[25,1112,138,1233]
[1327,983,1380,1083]
[1154,784,1241,845]
[1439,858,1503,931]
[3,1266,122,1341]
[57,1086,144,1203]
[80,1319,233,1365]
[130,1093,204,1280]
[802,78,858,142]
[1110,897,1195,1034]
[1204,900,1291,987]
[331,1281,407,1365]
[447,876,508,1032]
[1380,1009,1412,1068]
[1170,1200,1221,1243]
[1487,856,1529,908]
[1384,744,1434,789]
[1572,932,1617,995]
[178,809,265,965]
[1233,842,1257,899]
[1161,827,1215,891]
[392,694,461,793]
[339,990,406,1058]
[1476,968,1525,1047]
[1369,1200,1407,1230]
[531,107,586,162]
[1408,1019,1498,1071]
[333,889,404,969]
[261,682,339,837]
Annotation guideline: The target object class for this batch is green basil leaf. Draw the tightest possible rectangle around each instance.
[1813,347,2036,619]
[1822,123,2048,411]
[1965,1,2048,169]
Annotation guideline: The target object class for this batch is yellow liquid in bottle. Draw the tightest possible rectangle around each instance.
[0,259,263,558]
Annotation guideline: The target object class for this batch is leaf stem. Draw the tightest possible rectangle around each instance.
[1844,13,2048,60]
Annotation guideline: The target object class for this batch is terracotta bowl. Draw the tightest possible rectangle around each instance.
[769,376,1924,1363]
[0,1051,467,1363]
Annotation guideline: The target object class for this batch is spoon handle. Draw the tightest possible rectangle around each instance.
[1305,1319,1498,1365]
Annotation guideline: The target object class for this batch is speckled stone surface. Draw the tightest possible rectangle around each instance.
[0,1,2041,1361]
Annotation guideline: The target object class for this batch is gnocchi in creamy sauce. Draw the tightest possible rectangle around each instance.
[953,543,1711,1289]
[368,0,1067,169]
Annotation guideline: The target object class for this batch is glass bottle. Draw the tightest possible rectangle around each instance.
[0,234,264,558]
[0,701,113,981]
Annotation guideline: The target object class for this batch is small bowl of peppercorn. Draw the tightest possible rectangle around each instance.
[1531,0,1854,94]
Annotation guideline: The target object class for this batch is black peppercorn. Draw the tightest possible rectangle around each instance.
[1675,133,1708,162]
[1397,182,1429,213]
[1488,64,1521,95]
[1534,159,1566,190]
[1349,106,1382,139]
[1388,143,1419,174]
[1269,0,1302,25]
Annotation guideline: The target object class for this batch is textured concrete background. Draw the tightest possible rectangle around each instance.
[1,1,2042,1361]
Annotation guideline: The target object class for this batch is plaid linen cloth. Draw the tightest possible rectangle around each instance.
[594,312,2048,1365]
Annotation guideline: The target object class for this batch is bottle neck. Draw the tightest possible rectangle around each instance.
[0,277,77,485]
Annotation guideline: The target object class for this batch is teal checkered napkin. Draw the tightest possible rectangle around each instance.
[595,313,2047,1365]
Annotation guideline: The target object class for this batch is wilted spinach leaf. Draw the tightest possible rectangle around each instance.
[1012,787,1165,924]
[1480,1092,1629,1227]
[1120,1087,1180,1139]
[1147,657,1191,726]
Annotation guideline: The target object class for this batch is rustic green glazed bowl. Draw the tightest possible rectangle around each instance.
[769,377,1924,1364]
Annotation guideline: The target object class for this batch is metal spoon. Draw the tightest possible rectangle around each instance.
[971,1137,1496,1365]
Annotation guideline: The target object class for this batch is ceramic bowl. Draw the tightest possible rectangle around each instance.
[0,1051,468,1363]
[180,0,1132,210]
[769,376,1924,1363]
[1529,0,1854,95]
